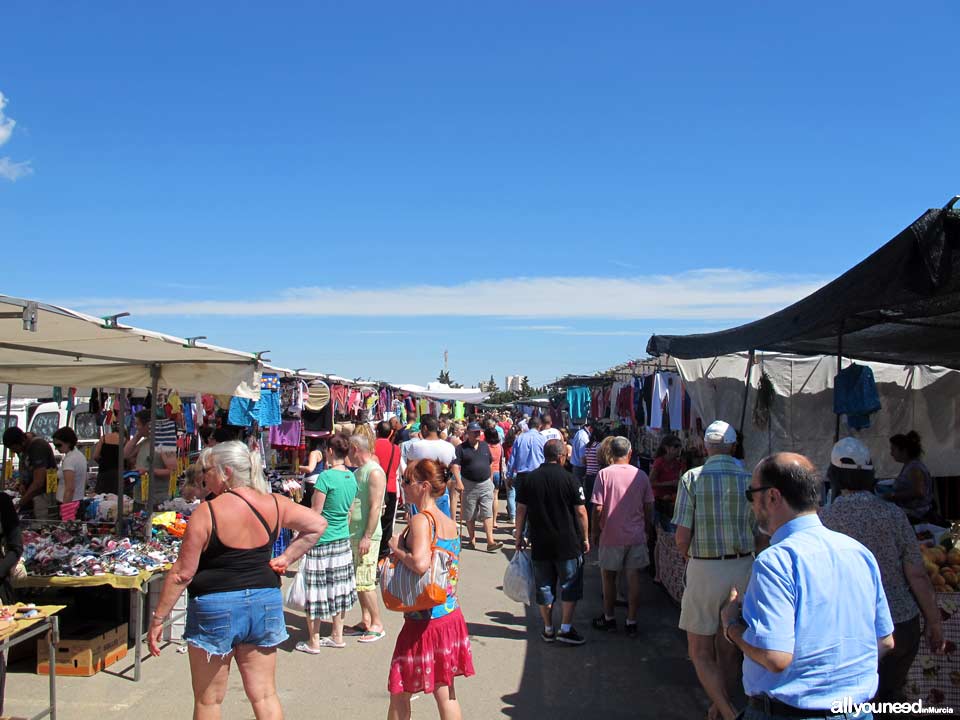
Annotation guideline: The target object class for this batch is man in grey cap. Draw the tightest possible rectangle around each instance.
[451,421,503,551]
[672,420,759,720]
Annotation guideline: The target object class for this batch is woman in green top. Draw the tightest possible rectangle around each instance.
[297,433,359,652]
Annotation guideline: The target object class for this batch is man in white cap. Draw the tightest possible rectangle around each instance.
[671,420,758,720]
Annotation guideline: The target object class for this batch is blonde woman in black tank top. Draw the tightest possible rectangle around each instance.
[148,441,327,720]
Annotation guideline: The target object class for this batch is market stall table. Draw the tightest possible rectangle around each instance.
[1,604,64,720]
[654,524,687,605]
[13,568,177,682]
[907,591,960,709]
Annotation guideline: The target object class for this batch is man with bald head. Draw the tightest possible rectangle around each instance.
[721,453,895,720]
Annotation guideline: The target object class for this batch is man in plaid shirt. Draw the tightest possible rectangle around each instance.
[671,420,759,720]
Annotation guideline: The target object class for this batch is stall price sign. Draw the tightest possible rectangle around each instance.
[140,471,150,502]
[46,469,58,495]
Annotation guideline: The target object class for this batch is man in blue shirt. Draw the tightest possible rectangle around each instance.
[569,422,590,488]
[506,416,547,480]
[721,453,895,720]
[506,416,547,525]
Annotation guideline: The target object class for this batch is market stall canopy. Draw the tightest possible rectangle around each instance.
[393,382,490,404]
[0,295,261,397]
[647,202,960,369]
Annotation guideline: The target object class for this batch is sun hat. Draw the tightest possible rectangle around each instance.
[304,381,330,412]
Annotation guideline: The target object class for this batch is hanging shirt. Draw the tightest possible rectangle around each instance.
[649,373,669,429]
[834,364,881,430]
[566,386,591,423]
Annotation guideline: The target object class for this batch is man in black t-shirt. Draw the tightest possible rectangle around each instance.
[515,439,589,646]
[3,427,57,517]
[451,422,502,552]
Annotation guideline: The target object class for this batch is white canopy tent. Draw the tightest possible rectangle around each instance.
[1,294,263,530]
[0,295,261,397]
[392,382,490,404]
[675,352,960,478]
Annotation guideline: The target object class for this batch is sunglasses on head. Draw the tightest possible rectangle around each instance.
[744,485,774,502]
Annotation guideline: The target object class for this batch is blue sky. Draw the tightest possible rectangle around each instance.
[2,2,958,387]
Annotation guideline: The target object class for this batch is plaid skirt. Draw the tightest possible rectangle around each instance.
[303,538,357,620]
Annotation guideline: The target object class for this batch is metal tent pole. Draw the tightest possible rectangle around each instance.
[835,323,844,442]
[116,388,127,535]
[738,350,755,433]
[2,384,12,484]
[145,364,160,541]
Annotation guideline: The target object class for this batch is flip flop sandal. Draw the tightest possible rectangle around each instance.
[295,641,323,655]
[316,636,346,648]
[357,630,387,643]
[343,624,368,636]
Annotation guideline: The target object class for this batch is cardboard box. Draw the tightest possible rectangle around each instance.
[37,621,128,677]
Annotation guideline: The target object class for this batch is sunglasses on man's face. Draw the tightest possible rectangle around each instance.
[744,485,774,502]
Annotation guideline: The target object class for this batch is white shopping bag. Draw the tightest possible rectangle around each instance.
[503,549,534,605]
[284,566,307,612]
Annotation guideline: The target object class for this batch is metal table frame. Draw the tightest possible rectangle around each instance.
[2,614,59,720]
[122,571,187,682]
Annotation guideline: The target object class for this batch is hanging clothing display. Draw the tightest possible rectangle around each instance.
[566,386,591,423]
[834,364,881,430]
[269,420,302,449]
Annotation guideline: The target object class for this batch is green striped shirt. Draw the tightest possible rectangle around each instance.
[671,455,757,558]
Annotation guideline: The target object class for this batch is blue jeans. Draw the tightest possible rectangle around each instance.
[742,706,871,720]
[533,556,584,606]
[185,587,287,657]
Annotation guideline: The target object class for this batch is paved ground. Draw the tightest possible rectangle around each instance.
[7,526,709,719]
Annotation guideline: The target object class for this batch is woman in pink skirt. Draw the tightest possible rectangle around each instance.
[387,459,474,720]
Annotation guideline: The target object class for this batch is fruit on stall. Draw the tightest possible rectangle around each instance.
[920,545,960,591]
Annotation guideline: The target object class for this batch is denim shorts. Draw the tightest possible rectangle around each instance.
[185,587,288,657]
[533,556,583,605]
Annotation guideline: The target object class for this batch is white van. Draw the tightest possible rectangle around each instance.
[27,400,102,452]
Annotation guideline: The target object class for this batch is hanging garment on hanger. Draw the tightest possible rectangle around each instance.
[633,377,646,427]
[834,364,881,430]
[566,386,591,423]
[649,373,667,429]
[269,420,302,448]
[663,373,684,432]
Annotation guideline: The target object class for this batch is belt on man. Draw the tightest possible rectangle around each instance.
[748,695,838,718]
[691,552,753,560]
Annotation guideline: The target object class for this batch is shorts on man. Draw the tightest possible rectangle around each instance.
[533,557,584,606]
[353,540,380,593]
[679,555,753,635]
[461,479,495,521]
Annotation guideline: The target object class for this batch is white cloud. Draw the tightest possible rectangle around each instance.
[500,324,571,331]
[554,330,649,336]
[0,158,33,181]
[0,92,14,146]
[65,269,826,321]
[0,91,31,182]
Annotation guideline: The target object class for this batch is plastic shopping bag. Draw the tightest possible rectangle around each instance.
[503,549,534,604]
[284,566,307,612]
